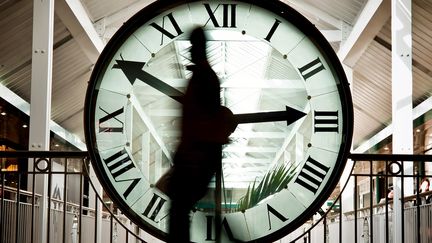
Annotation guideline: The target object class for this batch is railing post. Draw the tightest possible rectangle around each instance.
[339,197,342,243]
[354,175,358,243]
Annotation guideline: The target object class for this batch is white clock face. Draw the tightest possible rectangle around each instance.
[85,0,353,242]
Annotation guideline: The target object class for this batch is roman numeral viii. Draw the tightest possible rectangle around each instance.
[294,156,330,194]
[204,3,237,28]
[103,148,141,199]
[150,12,183,45]
[98,106,124,133]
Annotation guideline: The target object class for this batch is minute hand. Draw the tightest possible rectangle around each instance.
[114,60,184,103]
[115,60,306,126]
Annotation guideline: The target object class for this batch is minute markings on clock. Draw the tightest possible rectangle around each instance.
[113,59,307,126]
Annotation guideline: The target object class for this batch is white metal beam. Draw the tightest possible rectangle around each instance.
[94,0,153,41]
[129,93,172,161]
[338,0,390,67]
[230,131,286,139]
[392,0,413,241]
[223,146,279,153]
[29,1,54,242]
[55,0,104,63]
[95,0,152,27]
[271,106,310,166]
[283,0,343,29]
[0,84,87,150]
[353,95,432,153]
[320,29,342,43]
[222,158,270,164]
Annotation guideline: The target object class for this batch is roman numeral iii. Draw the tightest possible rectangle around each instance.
[314,110,339,133]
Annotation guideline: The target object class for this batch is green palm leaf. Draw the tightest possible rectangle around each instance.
[237,162,298,211]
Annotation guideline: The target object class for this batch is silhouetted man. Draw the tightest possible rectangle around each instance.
[167,27,236,243]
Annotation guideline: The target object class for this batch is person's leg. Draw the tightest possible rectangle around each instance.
[168,198,191,243]
[168,166,196,243]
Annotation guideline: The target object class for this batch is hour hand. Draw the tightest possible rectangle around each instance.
[113,60,184,103]
[234,106,306,126]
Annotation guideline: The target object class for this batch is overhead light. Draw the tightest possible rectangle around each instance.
[384,147,389,151]
[55,144,60,147]
[416,129,421,133]
[22,124,28,128]
[0,112,5,116]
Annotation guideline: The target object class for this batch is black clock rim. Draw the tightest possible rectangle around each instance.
[84,0,354,242]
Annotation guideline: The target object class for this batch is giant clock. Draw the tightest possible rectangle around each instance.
[84,0,353,242]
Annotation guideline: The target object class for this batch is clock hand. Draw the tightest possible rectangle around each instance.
[114,60,306,126]
[235,106,306,126]
[114,60,184,103]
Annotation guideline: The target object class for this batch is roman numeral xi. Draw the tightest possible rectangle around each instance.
[150,12,184,45]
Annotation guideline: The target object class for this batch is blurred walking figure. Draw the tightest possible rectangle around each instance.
[167,27,236,243]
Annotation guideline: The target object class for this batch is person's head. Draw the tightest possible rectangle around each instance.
[420,178,430,192]
[190,27,207,64]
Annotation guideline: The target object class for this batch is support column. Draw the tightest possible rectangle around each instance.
[28,0,55,243]
[391,0,413,242]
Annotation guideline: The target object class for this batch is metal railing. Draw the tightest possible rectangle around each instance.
[0,151,149,243]
[286,153,432,243]
[1,151,432,243]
